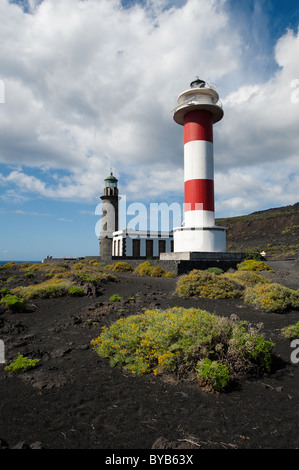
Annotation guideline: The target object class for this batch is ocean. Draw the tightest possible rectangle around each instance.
[0,261,42,265]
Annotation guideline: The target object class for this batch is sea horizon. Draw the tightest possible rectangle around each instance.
[0,260,42,265]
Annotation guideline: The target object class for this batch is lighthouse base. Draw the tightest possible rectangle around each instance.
[172,225,227,253]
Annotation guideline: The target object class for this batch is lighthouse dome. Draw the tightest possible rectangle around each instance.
[105,172,118,188]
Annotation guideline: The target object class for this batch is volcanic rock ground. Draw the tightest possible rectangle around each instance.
[0,259,299,451]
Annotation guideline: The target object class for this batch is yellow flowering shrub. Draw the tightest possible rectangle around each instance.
[135,261,175,278]
[104,262,133,272]
[91,307,274,391]
[134,261,153,276]
[244,283,299,313]
[13,279,74,299]
[236,260,272,272]
[223,271,272,288]
[177,269,244,299]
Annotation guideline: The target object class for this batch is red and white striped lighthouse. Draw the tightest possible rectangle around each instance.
[173,79,226,253]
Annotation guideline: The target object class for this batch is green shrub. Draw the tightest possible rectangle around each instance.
[134,261,153,277]
[105,262,133,272]
[0,294,26,312]
[196,358,229,391]
[237,260,272,272]
[13,280,73,300]
[206,267,224,275]
[163,271,176,278]
[228,323,273,372]
[177,269,244,299]
[5,353,39,373]
[88,259,101,267]
[0,288,12,298]
[150,266,166,277]
[224,271,272,288]
[0,262,15,270]
[135,261,175,278]
[68,286,84,296]
[91,307,274,391]
[77,273,97,283]
[3,276,15,284]
[19,262,31,269]
[244,251,262,261]
[281,322,299,340]
[25,272,34,278]
[244,283,299,313]
[109,294,122,302]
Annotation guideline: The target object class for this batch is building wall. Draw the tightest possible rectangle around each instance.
[112,229,173,258]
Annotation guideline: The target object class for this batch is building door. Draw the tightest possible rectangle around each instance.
[146,239,153,258]
[118,239,121,256]
[133,239,140,257]
[159,240,166,254]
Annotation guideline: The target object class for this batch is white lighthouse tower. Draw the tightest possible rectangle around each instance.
[172,78,226,254]
[99,171,119,261]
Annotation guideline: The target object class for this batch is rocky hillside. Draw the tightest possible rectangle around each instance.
[216,202,299,259]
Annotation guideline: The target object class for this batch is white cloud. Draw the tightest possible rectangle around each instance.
[0,0,298,217]
[0,0,240,200]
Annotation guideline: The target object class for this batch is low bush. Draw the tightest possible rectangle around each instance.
[206,267,224,275]
[13,280,74,300]
[244,283,299,313]
[0,294,26,312]
[224,271,272,288]
[281,322,299,340]
[236,260,272,272]
[25,272,34,278]
[76,273,98,283]
[134,261,153,277]
[196,358,229,392]
[177,269,244,299]
[68,286,84,296]
[105,262,133,272]
[109,294,122,302]
[5,353,39,373]
[0,262,15,270]
[135,261,175,278]
[150,266,166,277]
[91,307,274,392]
[244,251,263,261]
[0,288,12,298]
[2,276,15,284]
[87,259,101,267]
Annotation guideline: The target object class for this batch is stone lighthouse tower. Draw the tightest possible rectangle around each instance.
[99,171,119,261]
[172,78,226,254]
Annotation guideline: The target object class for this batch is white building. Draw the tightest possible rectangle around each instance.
[112,228,173,258]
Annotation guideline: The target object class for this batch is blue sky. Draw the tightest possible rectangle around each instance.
[1,0,299,260]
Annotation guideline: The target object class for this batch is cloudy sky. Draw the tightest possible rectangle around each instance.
[0,0,299,260]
